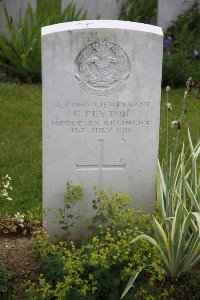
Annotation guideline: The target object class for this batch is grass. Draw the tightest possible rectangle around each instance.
[0,83,42,217]
[0,82,199,217]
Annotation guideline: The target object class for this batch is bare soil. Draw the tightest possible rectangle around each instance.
[0,235,39,299]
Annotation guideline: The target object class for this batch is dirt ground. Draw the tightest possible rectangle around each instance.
[0,235,39,299]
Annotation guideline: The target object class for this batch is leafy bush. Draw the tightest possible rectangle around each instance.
[162,53,200,87]
[26,188,164,300]
[162,2,200,87]
[0,211,43,236]
[120,1,200,87]
[88,186,152,236]
[0,263,10,294]
[0,72,10,83]
[58,181,84,237]
[27,233,163,299]
[119,0,157,24]
[0,2,87,82]
[174,272,200,299]
[165,2,200,53]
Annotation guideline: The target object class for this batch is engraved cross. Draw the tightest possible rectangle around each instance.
[76,139,126,189]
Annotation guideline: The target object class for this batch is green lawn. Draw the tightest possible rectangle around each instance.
[0,82,199,217]
[0,83,42,216]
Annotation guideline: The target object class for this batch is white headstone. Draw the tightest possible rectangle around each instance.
[0,0,36,37]
[62,0,122,20]
[42,20,163,240]
[158,0,199,32]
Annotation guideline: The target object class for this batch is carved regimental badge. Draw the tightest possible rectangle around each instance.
[75,41,130,96]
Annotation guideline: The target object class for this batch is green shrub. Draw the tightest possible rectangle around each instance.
[88,186,152,236]
[119,0,157,24]
[0,2,87,82]
[120,0,200,87]
[175,272,200,299]
[166,2,200,53]
[162,53,200,88]
[0,263,10,294]
[26,188,164,300]
[162,2,200,87]
[27,232,163,299]
[58,181,84,237]
[0,72,10,83]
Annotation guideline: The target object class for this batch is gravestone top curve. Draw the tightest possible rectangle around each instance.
[42,20,163,37]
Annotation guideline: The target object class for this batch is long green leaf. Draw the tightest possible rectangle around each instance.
[186,181,200,211]
[174,212,192,276]
[120,270,140,299]
[131,234,158,246]
[153,218,172,274]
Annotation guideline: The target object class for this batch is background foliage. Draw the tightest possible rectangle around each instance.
[120,0,200,88]
[37,0,61,12]
[120,0,157,24]
[162,2,200,87]
[0,1,87,82]
[0,0,200,87]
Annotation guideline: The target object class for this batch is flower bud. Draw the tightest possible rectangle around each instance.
[195,82,200,99]
[171,120,181,129]
[165,102,172,112]
[186,77,194,91]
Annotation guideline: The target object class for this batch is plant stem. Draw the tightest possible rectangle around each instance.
[172,91,188,168]
[165,90,169,215]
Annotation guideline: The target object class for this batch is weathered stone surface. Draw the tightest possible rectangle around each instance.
[62,0,123,20]
[158,0,199,32]
[42,20,163,240]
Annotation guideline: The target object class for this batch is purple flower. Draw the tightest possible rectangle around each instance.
[191,49,199,60]
[164,36,172,55]
[149,18,155,25]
